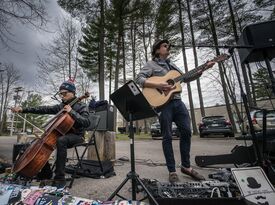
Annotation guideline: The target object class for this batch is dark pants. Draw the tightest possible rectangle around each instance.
[158,99,191,173]
[54,133,83,180]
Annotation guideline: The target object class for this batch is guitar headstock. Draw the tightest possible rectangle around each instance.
[212,54,230,63]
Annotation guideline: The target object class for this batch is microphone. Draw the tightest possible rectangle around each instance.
[169,44,179,48]
[169,44,193,48]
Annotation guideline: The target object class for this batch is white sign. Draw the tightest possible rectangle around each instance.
[232,166,275,205]
[128,81,140,96]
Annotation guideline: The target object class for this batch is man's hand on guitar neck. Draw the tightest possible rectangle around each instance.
[206,61,215,68]
[197,60,216,75]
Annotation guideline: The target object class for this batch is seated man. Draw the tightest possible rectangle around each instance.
[11,81,90,187]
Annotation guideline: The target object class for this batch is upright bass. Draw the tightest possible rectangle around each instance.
[12,93,89,178]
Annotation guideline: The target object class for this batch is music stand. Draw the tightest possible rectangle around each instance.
[108,81,159,205]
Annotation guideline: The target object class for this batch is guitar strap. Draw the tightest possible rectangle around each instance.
[153,58,184,75]
[166,60,184,75]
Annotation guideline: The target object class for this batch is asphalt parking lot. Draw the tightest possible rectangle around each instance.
[0,134,247,201]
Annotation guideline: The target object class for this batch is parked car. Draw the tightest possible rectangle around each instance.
[198,115,234,138]
[242,110,275,133]
[117,126,136,134]
[150,122,180,139]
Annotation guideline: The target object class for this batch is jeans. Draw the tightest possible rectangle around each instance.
[55,133,84,179]
[158,99,191,172]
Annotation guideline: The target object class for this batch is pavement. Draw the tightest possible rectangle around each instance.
[0,134,248,202]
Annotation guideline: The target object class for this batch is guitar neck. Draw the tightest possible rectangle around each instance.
[174,54,228,83]
[174,63,207,83]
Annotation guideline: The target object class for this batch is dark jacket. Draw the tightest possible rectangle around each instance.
[22,98,90,135]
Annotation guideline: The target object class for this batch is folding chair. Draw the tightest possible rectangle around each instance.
[68,113,102,187]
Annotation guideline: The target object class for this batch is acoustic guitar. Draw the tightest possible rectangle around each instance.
[142,54,230,108]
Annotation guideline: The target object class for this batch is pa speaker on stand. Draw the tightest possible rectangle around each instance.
[238,20,275,64]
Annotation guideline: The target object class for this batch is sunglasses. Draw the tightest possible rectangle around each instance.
[162,44,171,48]
[59,91,69,96]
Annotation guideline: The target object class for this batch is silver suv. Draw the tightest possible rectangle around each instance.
[243,110,275,133]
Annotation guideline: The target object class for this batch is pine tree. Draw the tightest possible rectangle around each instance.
[58,0,106,100]
[253,67,274,99]
[78,22,100,81]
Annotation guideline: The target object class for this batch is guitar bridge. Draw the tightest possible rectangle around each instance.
[156,88,163,94]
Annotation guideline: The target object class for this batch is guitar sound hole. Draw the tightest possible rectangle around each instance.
[167,79,175,86]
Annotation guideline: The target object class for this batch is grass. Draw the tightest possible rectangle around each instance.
[115,132,152,141]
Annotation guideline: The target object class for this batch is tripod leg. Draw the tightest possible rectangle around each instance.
[108,176,130,200]
[136,177,159,205]
[131,172,137,200]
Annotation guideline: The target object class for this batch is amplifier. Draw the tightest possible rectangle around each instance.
[95,104,114,131]
[238,20,275,63]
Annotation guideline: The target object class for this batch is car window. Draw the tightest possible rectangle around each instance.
[254,110,275,118]
[267,111,275,118]
[151,123,160,128]
[202,116,225,121]
[255,111,263,118]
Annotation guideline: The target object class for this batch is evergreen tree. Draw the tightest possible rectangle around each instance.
[253,67,274,99]
[58,0,106,100]
[78,21,100,81]
[154,0,181,50]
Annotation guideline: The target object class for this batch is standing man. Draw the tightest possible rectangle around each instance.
[136,39,215,183]
[11,81,90,187]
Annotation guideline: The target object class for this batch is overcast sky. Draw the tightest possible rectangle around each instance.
[0,0,213,107]
[0,1,273,108]
[0,0,65,90]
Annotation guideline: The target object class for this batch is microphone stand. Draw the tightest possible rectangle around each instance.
[196,44,254,49]
[189,43,263,167]
[170,44,254,49]
[226,46,263,167]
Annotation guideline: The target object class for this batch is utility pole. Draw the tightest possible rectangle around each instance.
[10,86,24,136]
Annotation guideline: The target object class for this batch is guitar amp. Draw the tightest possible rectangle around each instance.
[95,104,114,131]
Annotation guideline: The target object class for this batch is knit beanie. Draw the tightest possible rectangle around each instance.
[59,81,76,93]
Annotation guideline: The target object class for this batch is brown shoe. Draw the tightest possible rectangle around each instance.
[169,172,179,183]
[181,168,205,181]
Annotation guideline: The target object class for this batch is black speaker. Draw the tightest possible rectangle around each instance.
[238,20,275,63]
[95,104,114,131]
